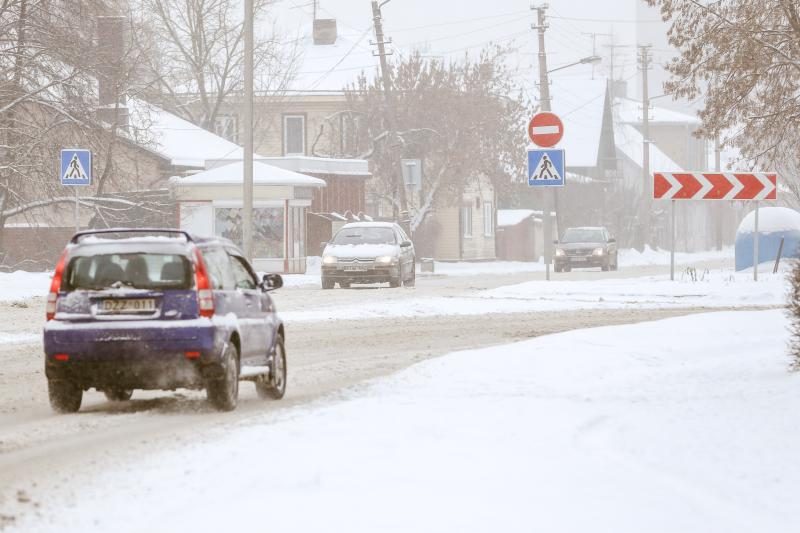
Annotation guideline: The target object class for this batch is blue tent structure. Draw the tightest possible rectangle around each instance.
[735,207,800,271]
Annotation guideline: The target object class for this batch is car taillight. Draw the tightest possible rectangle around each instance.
[46,249,69,321]
[193,247,215,318]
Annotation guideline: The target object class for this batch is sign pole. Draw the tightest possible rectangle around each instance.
[754,201,760,281]
[75,188,80,233]
[670,199,675,281]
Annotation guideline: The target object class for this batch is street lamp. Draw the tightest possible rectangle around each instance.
[547,55,602,75]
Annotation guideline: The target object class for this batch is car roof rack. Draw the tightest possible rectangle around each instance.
[70,228,194,245]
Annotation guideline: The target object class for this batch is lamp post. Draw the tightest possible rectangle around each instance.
[243,0,254,260]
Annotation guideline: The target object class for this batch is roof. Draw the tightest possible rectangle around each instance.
[615,97,701,126]
[168,161,326,187]
[128,99,248,168]
[497,209,536,227]
[615,122,682,171]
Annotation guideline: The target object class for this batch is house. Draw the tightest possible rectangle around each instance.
[496,210,544,262]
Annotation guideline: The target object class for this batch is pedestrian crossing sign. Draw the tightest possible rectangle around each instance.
[60,149,92,186]
[527,149,565,187]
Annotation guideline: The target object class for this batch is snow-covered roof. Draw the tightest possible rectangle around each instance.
[206,156,371,177]
[738,207,800,234]
[289,33,378,93]
[615,97,701,126]
[169,161,326,187]
[542,78,609,168]
[128,99,247,168]
[497,209,536,227]
[615,122,682,172]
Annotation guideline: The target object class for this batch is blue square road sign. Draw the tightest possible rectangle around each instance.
[527,149,565,187]
[60,149,92,186]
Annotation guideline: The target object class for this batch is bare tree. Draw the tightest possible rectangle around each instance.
[314,46,529,232]
[133,0,299,132]
[647,0,800,181]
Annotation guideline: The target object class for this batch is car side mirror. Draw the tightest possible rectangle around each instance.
[261,273,283,292]
[608,238,616,243]
[400,241,412,248]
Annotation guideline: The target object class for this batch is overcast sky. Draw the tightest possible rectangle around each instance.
[270,0,677,105]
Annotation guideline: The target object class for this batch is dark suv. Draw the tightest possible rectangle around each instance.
[554,226,619,272]
[43,229,286,413]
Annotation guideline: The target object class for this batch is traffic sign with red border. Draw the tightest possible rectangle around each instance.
[528,112,564,148]
[653,172,777,200]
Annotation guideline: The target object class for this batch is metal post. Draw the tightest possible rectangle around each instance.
[639,45,652,247]
[754,202,760,281]
[242,0,254,260]
[75,188,79,233]
[670,200,675,281]
[534,4,553,281]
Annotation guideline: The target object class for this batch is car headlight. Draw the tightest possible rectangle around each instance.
[322,255,338,265]
[375,255,396,265]
[555,248,565,257]
[593,248,605,256]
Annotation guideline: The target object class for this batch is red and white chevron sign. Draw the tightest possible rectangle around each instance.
[654,172,777,200]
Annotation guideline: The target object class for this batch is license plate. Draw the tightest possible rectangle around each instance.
[343,265,368,272]
[571,256,587,262]
[99,299,156,314]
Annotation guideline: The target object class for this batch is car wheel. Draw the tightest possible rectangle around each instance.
[404,260,416,287]
[564,265,572,273]
[321,277,334,290]
[601,262,609,271]
[48,379,82,413]
[613,255,619,271]
[339,281,351,289]
[554,264,561,273]
[207,342,239,411]
[104,389,133,402]
[389,276,401,288]
[256,334,287,400]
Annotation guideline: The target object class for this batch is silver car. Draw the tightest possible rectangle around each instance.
[321,222,416,289]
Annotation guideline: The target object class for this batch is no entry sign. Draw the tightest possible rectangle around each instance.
[528,112,564,148]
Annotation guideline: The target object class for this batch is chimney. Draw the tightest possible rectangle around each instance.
[96,16,129,128]
[313,18,338,45]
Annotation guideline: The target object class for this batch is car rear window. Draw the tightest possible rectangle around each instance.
[63,253,193,291]
[332,227,396,245]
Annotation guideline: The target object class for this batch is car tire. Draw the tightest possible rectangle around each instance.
[104,389,133,402]
[256,334,287,400]
[339,281,351,289]
[564,265,572,273]
[48,379,82,413]
[389,276,401,288]
[601,262,609,271]
[404,261,416,287]
[554,264,562,273]
[207,343,239,411]
[321,277,334,290]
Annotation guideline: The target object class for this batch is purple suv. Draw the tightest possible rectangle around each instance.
[43,229,286,413]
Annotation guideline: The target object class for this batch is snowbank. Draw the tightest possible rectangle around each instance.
[738,206,800,234]
[0,271,51,302]
[18,310,800,533]
[281,269,787,323]
[619,245,733,266]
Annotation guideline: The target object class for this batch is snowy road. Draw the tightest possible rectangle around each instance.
[0,258,787,529]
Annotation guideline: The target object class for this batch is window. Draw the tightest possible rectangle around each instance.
[283,115,306,155]
[461,206,473,238]
[229,255,257,290]
[332,226,396,245]
[65,253,191,291]
[483,202,494,237]
[201,247,236,290]
[214,207,285,259]
[214,114,239,143]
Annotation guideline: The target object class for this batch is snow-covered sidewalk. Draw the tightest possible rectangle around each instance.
[17,309,800,533]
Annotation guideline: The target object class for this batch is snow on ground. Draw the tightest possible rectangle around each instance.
[0,332,40,344]
[281,269,788,322]
[619,245,733,266]
[18,310,800,533]
[0,271,50,302]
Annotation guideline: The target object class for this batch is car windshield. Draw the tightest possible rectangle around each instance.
[332,227,396,245]
[64,253,193,291]
[562,229,605,243]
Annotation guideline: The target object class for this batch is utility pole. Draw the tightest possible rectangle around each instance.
[714,134,723,250]
[242,0,254,260]
[638,44,652,250]
[371,0,408,222]
[533,4,556,281]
